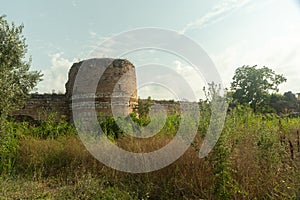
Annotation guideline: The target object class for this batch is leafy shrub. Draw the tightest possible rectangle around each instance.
[32,113,75,139]
[98,112,181,139]
[0,123,22,174]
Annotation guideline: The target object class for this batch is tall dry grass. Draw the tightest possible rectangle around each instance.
[1,106,300,199]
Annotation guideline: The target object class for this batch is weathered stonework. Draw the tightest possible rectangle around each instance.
[67,58,138,117]
[12,94,69,121]
[138,99,180,115]
[13,94,70,120]
[13,58,138,121]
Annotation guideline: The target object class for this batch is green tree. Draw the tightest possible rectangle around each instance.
[269,93,285,113]
[269,91,299,114]
[283,91,298,110]
[0,16,42,121]
[231,65,286,112]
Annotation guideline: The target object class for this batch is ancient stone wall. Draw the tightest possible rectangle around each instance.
[13,58,138,121]
[138,99,180,115]
[12,94,69,121]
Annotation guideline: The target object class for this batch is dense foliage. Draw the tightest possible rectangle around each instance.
[0,105,299,199]
[270,91,300,114]
[0,16,42,123]
[231,65,286,112]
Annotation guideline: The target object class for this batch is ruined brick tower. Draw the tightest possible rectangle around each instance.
[13,58,138,121]
[66,58,138,117]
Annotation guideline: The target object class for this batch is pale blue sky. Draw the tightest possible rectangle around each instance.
[1,0,300,99]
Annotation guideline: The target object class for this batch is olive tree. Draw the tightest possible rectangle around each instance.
[0,16,42,120]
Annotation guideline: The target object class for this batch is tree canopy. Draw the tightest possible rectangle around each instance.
[0,16,42,119]
[230,65,286,112]
[269,91,299,114]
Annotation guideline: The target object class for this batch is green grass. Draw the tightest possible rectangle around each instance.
[0,107,299,199]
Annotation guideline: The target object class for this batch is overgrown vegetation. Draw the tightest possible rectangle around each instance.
[0,104,299,199]
[0,16,299,199]
[0,16,42,127]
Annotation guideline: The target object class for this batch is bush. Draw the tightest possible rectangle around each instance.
[0,123,22,174]
[0,113,76,175]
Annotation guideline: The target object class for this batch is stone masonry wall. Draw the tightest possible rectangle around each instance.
[12,58,186,122]
[13,58,138,121]
[12,94,69,121]
[67,58,138,117]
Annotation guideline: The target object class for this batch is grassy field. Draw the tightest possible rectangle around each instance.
[0,106,299,199]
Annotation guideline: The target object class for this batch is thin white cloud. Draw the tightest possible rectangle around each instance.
[72,0,77,7]
[211,25,300,93]
[135,60,207,101]
[37,53,75,94]
[174,60,207,100]
[173,60,206,100]
[89,31,97,38]
[180,0,252,34]
[85,31,116,59]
